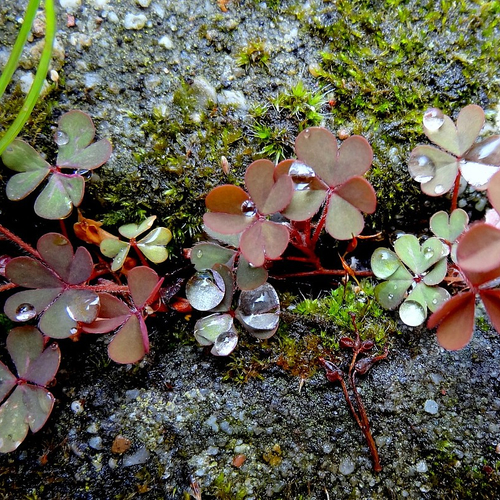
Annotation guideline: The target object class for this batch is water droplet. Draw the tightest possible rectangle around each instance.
[77,169,92,180]
[50,343,58,350]
[387,293,394,300]
[432,298,438,305]
[379,251,389,260]
[423,108,444,131]
[423,247,434,259]
[5,146,13,153]
[408,154,436,183]
[54,130,69,146]
[186,270,226,311]
[303,128,311,139]
[15,303,37,321]
[434,184,445,195]
[65,293,100,322]
[53,235,69,246]
[196,249,203,259]
[71,400,84,414]
[289,161,316,191]
[237,284,280,338]
[241,200,257,217]
[399,300,426,327]
[70,327,78,335]
[212,330,239,356]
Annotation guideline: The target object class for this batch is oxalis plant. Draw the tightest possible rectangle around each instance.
[371,104,500,350]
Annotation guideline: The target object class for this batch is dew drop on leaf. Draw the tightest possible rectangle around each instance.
[241,200,257,217]
[399,300,426,327]
[5,146,13,153]
[77,169,92,180]
[408,155,436,183]
[423,108,444,132]
[196,249,203,259]
[66,295,100,322]
[237,283,280,334]
[212,330,239,356]
[70,327,78,335]
[303,128,311,139]
[54,130,69,146]
[186,270,226,311]
[423,247,434,259]
[434,184,445,195]
[289,161,316,191]
[15,303,37,321]
[432,298,438,305]
[387,293,394,300]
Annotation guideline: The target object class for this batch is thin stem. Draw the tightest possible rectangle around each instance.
[312,192,331,246]
[0,282,18,293]
[450,170,461,212]
[0,223,40,258]
[0,0,57,155]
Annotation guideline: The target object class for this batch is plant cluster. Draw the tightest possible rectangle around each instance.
[371,105,500,350]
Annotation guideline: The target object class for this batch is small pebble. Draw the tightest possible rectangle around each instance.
[338,457,355,475]
[123,13,147,30]
[424,399,439,415]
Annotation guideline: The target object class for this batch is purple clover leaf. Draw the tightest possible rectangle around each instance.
[203,159,293,267]
[4,233,99,338]
[293,127,376,240]
[0,326,61,453]
[82,266,164,364]
[409,105,500,195]
[1,110,112,219]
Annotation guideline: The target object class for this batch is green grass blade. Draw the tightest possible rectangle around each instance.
[0,0,42,99]
[0,0,56,156]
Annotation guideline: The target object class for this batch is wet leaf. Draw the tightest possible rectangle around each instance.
[371,248,402,279]
[236,254,268,290]
[186,269,226,311]
[0,327,60,453]
[190,242,237,271]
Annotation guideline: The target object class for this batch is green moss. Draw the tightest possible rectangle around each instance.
[210,472,247,500]
[235,39,270,69]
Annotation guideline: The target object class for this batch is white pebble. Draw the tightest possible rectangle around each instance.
[59,0,82,12]
[158,35,174,49]
[71,400,84,414]
[338,457,355,475]
[136,0,152,7]
[424,399,439,415]
[123,13,147,30]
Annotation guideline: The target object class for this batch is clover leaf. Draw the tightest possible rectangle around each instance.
[429,223,500,350]
[1,110,112,219]
[203,159,293,267]
[409,105,500,195]
[371,235,450,326]
[292,127,376,240]
[4,233,99,338]
[100,215,172,271]
[82,266,164,364]
[0,326,61,453]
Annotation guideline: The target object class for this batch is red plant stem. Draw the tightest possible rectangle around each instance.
[312,192,331,246]
[130,240,150,267]
[338,376,363,429]
[349,370,382,472]
[450,170,461,212]
[0,282,17,293]
[87,283,130,294]
[58,219,69,240]
[0,223,40,259]
[273,269,373,279]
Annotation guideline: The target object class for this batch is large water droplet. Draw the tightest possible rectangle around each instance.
[423,108,444,132]
[408,155,436,183]
[186,270,226,311]
[15,303,37,321]
[194,313,235,346]
[212,330,239,356]
[399,300,426,327]
[237,283,280,338]
[54,130,69,146]
[289,161,316,191]
[241,200,257,217]
[434,184,445,195]
[65,292,100,323]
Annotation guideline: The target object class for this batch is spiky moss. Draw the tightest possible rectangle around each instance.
[295,0,500,232]
[250,81,330,163]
